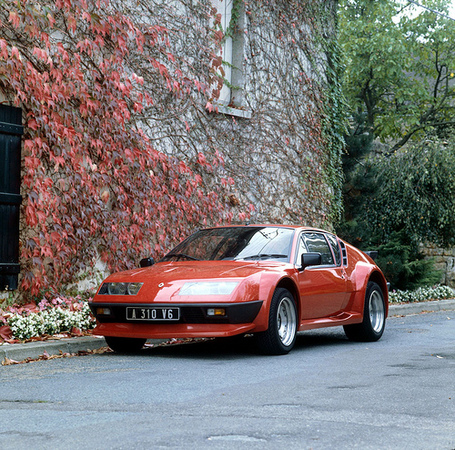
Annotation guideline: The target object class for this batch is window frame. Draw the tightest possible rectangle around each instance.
[210,0,251,118]
[325,233,342,267]
[212,0,234,105]
[295,231,341,268]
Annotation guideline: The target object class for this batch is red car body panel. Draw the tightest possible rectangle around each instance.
[90,225,388,340]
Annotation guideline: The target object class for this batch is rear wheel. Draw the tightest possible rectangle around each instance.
[105,336,146,353]
[256,288,297,355]
[344,281,386,342]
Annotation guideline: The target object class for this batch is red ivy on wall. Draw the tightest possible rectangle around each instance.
[1,0,232,297]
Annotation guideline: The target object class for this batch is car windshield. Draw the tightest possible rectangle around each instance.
[161,227,295,262]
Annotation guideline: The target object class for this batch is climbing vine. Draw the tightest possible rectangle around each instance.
[0,0,341,299]
[216,0,343,227]
[224,0,243,39]
[319,11,347,225]
[0,0,233,297]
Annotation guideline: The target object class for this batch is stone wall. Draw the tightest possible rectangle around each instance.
[1,0,340,295]
[421,244,455,288]
[138,0,340,229]
[215,0,339,227]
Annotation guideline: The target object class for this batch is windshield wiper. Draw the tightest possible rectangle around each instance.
[237,254,288,261]
[164,253,201,261]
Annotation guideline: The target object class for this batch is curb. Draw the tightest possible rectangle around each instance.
[2,300,455,363]
[0,336,108,363]
[388,298,455,316]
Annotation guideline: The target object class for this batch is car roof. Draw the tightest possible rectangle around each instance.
[203,224,332,234]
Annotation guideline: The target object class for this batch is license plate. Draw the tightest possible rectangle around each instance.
[126,307,180,321]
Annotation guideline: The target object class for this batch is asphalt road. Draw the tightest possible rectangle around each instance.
[1,310,454,450]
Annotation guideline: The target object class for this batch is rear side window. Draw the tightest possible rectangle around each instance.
[326,234,342,266]
[302,233,334,266]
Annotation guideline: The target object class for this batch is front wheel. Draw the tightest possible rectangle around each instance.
[105,336,146,353]
[344,281,386,342]
[256,288,298,355]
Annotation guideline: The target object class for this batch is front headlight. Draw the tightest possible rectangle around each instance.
[107,282,128,295]
[127,282,143,295]
[178,281,239,296]
[99,282,144,295]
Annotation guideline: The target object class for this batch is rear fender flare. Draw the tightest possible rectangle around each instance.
[350,263,389,316]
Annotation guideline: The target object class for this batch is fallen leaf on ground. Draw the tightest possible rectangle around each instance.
[1,347,112,366]
[2,357,20,366]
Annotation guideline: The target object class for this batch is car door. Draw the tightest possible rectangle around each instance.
[296,232,349,319]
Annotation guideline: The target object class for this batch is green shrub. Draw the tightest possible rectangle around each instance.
[376,230,442,290]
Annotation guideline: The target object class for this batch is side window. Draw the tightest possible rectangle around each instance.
[326,234,341,266]
[302,233,334,266]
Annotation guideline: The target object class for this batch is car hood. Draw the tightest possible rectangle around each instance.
[95,260,289,304]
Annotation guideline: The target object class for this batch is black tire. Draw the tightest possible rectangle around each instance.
[256,288,298,355]
[105,336,146,353]
[344,281,386,342]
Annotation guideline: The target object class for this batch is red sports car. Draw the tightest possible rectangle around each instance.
[89,225,388,355]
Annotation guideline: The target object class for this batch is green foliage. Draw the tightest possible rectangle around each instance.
[343,114,373,174]
[321,34,348,225]
[375,231,442,290]
[371,139,455,246]
[339,0,455,151]
[339,138,455,290]
[224,0,243,39]
[341,114,375,226]
[338,0,455,289]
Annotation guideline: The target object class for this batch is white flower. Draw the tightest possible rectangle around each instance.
[7,302,96,341]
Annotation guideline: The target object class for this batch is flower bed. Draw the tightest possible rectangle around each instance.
[0,296,95,343]
[388,284,455,304]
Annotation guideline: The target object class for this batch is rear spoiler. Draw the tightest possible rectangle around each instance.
[364,250,378,261]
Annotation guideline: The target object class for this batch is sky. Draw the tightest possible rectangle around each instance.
[394,0,455,21]
[422,0,455,19]
[442,0,454,18]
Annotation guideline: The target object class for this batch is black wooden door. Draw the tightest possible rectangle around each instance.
[0,105,23,290]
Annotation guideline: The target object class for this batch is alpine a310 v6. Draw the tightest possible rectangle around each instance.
[90,225,388,355]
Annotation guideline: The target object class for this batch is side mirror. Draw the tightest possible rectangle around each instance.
[300,252,322,270]
[139,257,155,268]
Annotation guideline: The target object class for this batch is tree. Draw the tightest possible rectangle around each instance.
[341,138,455,289]
[0,0,233,297]
[339,0,455,151]
[337,0,455,289]
[370,139,455,247]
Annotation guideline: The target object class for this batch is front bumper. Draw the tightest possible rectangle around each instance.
[90,300,264,339]
[90,300,263,325]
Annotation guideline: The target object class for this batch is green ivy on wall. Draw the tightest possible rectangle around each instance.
[224,0,243,39]
[308,0,347,226]
[322,36,347,225]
